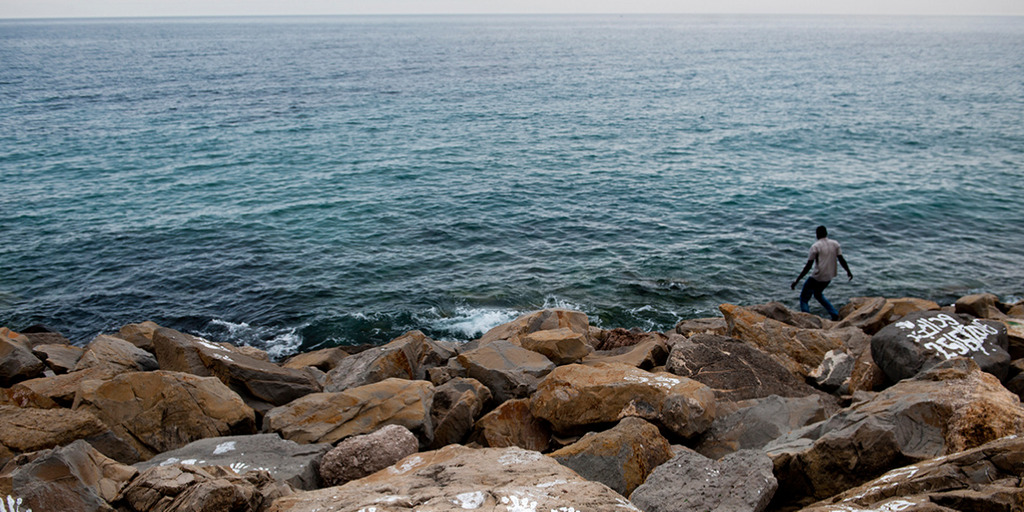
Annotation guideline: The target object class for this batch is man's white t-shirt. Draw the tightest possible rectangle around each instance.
[808,237,842,282]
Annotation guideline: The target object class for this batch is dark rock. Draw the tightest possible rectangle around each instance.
[695,394,831,460]
[630,448,778,512]
[137,434,331,491]
[0,336,45,386]
[592,328,668,351]
[809,349,855,393]
[666,333,838,405]
[470,398,551,452]
[549,417,673,497]
[318,424,419,487]
[871,311,1010,382]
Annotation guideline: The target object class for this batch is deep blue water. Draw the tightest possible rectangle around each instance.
[2,15,1022,358]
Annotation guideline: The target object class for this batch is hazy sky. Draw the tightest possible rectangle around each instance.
[2,0,1023,19]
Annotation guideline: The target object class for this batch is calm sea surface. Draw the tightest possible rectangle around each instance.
[2,15,1022,357]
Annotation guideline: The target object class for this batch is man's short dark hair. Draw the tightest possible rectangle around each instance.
[816,225,828,239]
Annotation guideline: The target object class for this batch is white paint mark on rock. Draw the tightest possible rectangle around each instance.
[498,449,542,466]
[535,480,568,489]
[1,495,30,512]
[452,491,486,509]
[213,441,237,455]
[389,456,423,475]
[500,495,538,512]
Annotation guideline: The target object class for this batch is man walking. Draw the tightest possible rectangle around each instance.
[791,225,853,321]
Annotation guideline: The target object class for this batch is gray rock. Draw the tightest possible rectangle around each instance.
[695,394,831,460]
[630,448,778,512]
[871,310,1010,382]
[318,424,419,486]
[137,433,331,490]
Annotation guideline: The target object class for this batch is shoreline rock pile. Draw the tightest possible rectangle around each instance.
[2,292,1023,511]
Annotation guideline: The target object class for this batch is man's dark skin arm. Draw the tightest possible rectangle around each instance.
[791,261,814,290]
[838,255,853,281]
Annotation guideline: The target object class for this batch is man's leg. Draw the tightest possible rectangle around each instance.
[799,278,814,313]
[811,280,840,321]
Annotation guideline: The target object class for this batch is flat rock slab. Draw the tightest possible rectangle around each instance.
[267,445,640,512]
[136,434,331,490]
[630,448,778,512]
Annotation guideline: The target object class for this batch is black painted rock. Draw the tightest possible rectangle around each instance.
[871,311,1009,382]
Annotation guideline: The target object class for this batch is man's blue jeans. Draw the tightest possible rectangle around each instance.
[799,277,839,321]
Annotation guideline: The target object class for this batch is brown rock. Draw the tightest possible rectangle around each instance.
[455,340,555,403]
[666,334,837,405]
[675,317,729,337]
[319,424,419,486]
[470,399,550,452]
[0,440,137,512]
[720,303,846,378]
[837,297,941,334]
[530,362,716,438]
[152,326,321,411]
[749,301,824,329]
[0,336,45,386]
[115,464,286,512]
[31,343,84,374]
[801,435,1024,512]
[764,358,1024,503]
[117,321,161,353]
[955,292,1008,319]
[282,347,348,372]
[583,337,668,370]
[264,378,434,446]
[478,308,592,346]
[75,334,159,374]
[11,366,121,408]
[520,327,592,364]
[428,377,491,449]
[323,330,456,392]
[73,370,256,462]
[593,328,669,351]
[266,445,641,512]
[0,405,139,465]
[549,416,673,497]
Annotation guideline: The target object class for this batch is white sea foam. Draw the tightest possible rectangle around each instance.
[199,319,304,361]
[423,306,522,340]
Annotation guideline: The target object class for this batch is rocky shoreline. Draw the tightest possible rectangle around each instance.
[2,292,1023,511]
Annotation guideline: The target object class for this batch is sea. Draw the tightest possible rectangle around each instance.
[1,14,1022,359]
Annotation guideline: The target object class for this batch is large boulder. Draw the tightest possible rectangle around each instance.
[469,399,550,452]
[428,377,491,449]
[0,440,138,512]
[10,366,120,408]
[0,405,138,465]
[630,448,778,512]
[520,327,591,364]
[720,303,846,378]
[266,445,641,512]
[323,331,456,392]
[116,321,161,353]
[75,334,159,374]
[73,370,257,462]
[871,311,1010,382]
[318,424,419,487]
[666,334,837,405]
[800,435,1024,512]
[115,464,288,512]
[695,394,832,460]
[837,297,941,334]
[264,378,434,446]
[763,358,1024,503]
[477,308,592,346]
[549,417,673,497]
[152,327,321,413]
[955,292,1010,319]
[137,434,331,491]
[0,335,45,386]
[455,340,555,403]
[530,362,716,438]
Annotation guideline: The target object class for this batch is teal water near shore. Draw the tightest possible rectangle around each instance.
[1,15,1022,357]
